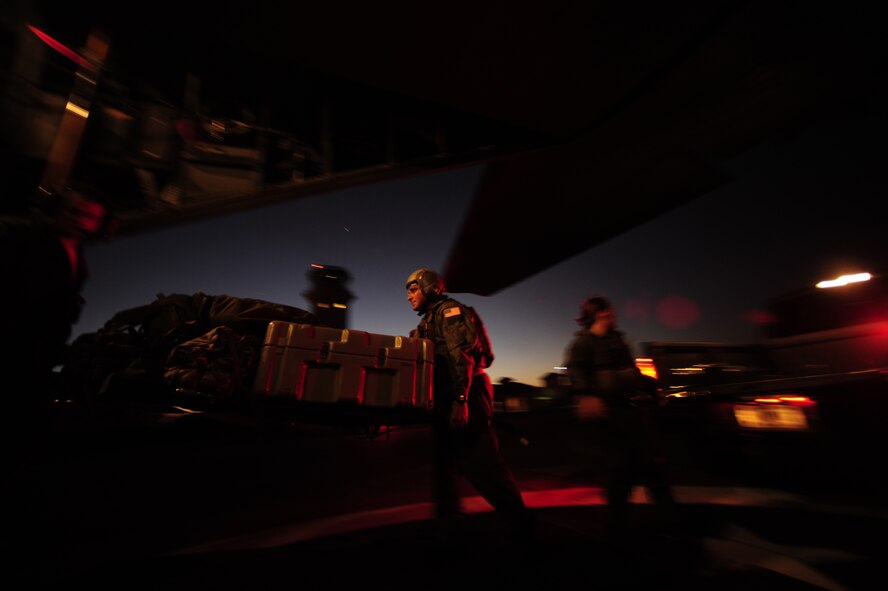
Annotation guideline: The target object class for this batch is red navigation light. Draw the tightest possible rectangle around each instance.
[27,25,96,71]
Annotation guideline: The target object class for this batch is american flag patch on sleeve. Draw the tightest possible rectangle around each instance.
[444,307,462,318]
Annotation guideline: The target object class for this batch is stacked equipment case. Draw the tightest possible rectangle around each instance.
[251,322,433,425]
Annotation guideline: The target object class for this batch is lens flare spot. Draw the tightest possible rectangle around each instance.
[745,309,777,325]
[656,295,699,329]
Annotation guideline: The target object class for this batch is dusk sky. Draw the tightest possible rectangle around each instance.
[75,108,887,386]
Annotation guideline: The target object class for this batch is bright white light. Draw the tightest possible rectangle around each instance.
[815,272,871,289]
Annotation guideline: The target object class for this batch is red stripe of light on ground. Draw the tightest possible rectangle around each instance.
[174,485,829,555]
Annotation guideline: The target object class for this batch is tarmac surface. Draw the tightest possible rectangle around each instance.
[6,401,887,590]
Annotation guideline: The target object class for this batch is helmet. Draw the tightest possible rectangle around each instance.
[576,295,611,328]
[405,268,446,299]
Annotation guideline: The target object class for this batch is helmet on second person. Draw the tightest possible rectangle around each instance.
[405,268,446,299]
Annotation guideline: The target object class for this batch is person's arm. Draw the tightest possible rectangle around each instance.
[607,334,643,397]
[566,337,609,420]
[565,337,595,393]
[440,303,476,428]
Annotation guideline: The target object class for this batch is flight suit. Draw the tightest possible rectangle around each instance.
[412,297,532,540]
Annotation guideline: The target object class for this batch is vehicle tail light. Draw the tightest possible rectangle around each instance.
[752,394,815,406]
[734,394,815,430]
[635,358,657,380]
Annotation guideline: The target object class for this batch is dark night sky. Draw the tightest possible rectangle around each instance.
[77,107,888,386]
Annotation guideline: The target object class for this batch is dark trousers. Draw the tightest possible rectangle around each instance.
[431,418,532,538]
[602,403,678,538]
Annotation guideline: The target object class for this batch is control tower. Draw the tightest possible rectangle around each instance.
[302,264,355,329]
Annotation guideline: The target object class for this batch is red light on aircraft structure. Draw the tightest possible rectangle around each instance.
[28,25,96,71]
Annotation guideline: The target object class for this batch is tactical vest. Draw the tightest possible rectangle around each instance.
[418,298,494,370]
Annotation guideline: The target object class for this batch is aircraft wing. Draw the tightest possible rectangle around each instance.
[4,1,885,291]
[443,1,888,294]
